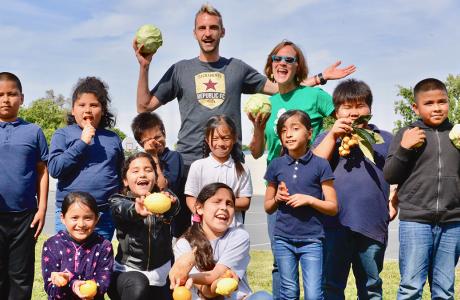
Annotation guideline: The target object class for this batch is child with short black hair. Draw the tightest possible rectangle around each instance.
[384,78,460,299]
[48,76,124,241]
[314,78,393,299]
[131,112,186,237]
[0,72,49,300]
[42,192,114,299]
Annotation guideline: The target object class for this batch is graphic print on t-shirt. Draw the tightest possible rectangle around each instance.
[195,72,226,109]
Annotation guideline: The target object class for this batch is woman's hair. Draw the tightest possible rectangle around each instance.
[202,115,245,178]
[182,183,236,271]
[121,152,160,195]
[264,40,308,86]
[67,76,116,128]
[276,110,312,155]
[61,191,98,217]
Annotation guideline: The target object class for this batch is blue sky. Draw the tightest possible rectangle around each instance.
[1,0,459,147]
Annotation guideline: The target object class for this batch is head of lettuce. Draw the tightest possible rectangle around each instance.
[243,94,272,116]
[136,24,163,55]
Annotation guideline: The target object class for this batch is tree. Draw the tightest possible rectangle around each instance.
[19,98,67,144]
[393,74,460,132]
[110,127,127,140]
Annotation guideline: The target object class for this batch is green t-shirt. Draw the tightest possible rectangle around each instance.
[264,86,334,164]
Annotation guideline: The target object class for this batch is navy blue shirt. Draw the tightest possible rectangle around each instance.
[48,124,124,209]
[160,147,184,196]
[313,124,392,244]
[264,151,334,240]
[0,118,48,212]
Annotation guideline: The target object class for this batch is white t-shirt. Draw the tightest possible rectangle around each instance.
[173,227,252,300]
[184,155,252,226]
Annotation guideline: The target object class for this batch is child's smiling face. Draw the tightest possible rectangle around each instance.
[413,89,449,127]
[206,123,235,163]
[71,93,102,128]
[123,157,157,197]
[196,188,235,240]
[61,202,98,243]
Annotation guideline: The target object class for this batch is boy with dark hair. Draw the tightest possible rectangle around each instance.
[384,78,459,299]
[0,72,49,299]
[131,112,186,237]
[314,79,393,299]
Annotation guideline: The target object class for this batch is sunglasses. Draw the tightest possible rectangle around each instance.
[271,55,297,64]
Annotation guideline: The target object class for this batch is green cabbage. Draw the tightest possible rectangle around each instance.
[136,24,163,54]
[243,94,271,115]
[449,124,460,149]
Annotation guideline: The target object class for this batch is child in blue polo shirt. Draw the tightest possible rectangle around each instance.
[48,77,124,241]
[0,72,49,299]
[264,109,337,300]
[313,79,393,299]
[131,112,185,237]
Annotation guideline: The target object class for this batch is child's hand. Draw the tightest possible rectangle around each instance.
[142,138,162,157]
[248,112,270,130]
[133,37,154,68]
[50,271,70,287]
[330,118,353,139]
[80,123,96,144]
[134,195,153,217]
[389,185,399,222]
[400,127,425,149]
[161,191,177,204]
[286,194,314,208]
[275,181,290,203]
[169,247,197,289]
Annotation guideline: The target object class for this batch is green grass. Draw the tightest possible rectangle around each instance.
[33,237,459,299]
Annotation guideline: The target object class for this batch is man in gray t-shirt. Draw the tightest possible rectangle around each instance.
[134,4,354,166]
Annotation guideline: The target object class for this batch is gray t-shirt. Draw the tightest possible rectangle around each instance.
[152,57,267,165]
[173,227,252,300]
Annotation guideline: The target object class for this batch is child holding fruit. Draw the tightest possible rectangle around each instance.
[185,115,252,227]
[170,182,272,300]
[131,112,187,237]
[41,191,114,300]
[313,79,393,299]
[384,78,460,299]
[48,76,124,241]
[108,152,179,300]
[264,109,338,300]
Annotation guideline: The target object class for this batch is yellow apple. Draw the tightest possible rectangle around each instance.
[79,280,97,298]
[216,277,238,296]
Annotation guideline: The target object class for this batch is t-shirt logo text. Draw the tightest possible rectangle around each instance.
[195,72,226,109]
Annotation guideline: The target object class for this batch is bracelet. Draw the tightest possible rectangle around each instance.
[317,73,327,85]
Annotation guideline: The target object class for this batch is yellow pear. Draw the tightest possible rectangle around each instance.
[173,286,192,300]
[79,280,97,298]
[216,277,238,296]
[144,193,171,214]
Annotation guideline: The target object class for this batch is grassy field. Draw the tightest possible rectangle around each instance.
[32,236,458,299]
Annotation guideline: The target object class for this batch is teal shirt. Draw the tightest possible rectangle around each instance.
[264,86,334,165]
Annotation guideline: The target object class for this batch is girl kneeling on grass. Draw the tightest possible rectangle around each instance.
[264,110,338,300]
[170,182,272,300]
[108,152,179,300]
[42,191,114,300]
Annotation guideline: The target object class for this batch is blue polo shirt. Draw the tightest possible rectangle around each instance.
[48,124,123,209]
[264,151,334,240]
[160,147,184,197]
[313,124,392,245]
[0,118,48,212]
